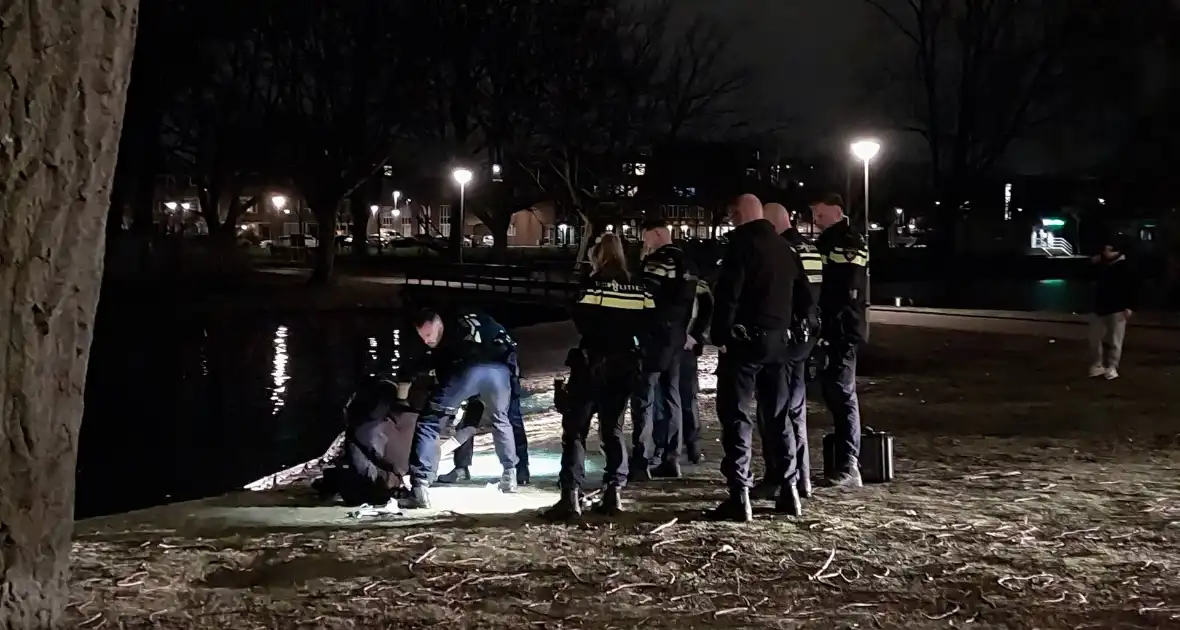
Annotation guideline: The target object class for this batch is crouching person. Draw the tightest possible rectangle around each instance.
[401,308,523,509]
[544,234,654,520]
[316,376,418,505]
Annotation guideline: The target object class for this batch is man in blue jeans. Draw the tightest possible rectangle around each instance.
[436,344,530,485]
[399,308,522,509]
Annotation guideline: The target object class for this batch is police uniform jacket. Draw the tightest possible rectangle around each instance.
[815,218,869,343]
[783,227,822,331]
[640,244,697,371]
[398,311,515,384]
[572,266,655,356]
[711,219,799,348]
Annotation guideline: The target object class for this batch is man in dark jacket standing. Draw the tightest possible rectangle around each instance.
[1089,236,1136,380]
[707,194,803,522]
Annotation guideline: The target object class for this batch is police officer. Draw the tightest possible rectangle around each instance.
[544,233,654,520]
[437,354,531,484]
[680,271,714,464]
[630,219,697,480]
[756,203,822,500]
[399,308,524,508]
[707,194,802,522]
[809,193,869,488]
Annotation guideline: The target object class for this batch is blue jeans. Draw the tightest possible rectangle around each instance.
[410,362,516,486]
[452,350,529,472]
[630,358,683,468]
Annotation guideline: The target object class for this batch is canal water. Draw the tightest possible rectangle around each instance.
[76,278,1097,518]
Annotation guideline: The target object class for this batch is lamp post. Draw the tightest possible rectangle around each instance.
[452,168,473,263]
[850,139,881,337]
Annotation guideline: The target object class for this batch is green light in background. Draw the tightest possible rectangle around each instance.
[1041,218,1065,227]
[1039,279,1066,285]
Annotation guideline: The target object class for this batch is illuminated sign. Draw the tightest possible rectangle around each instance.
[1041,218,1065,227]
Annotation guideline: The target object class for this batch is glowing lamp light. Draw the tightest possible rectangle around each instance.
[558,223,568,230]
[271,195,287,210]
[492,164,502,174]
[392,209,401,218]
[895,208,903,215]
[164,201,178,210]
[452,168,473,186]
[180,202,191,211]
[851,139,881,163]
[370,205,379,214]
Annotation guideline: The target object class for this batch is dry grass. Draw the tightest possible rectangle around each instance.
[70,326,1180,629]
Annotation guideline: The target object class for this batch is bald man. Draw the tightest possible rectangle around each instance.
[755,203,823,502]
[706,194,804,522]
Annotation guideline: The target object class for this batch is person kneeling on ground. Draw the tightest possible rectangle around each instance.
[544,233,655,520]
[315,376,423,506]
[400,308,526,509]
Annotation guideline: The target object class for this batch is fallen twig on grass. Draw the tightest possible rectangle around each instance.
[605,582,659,595]
[650,518,677,535]
[410,546,437,568]
[921,602,961,620]
[811,547,836,580]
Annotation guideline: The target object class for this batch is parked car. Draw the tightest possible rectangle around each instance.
[263,234,319,254]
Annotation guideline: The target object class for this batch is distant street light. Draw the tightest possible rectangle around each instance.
[180,202,191,211]
[392,208,401,218]
[165,201,178,210]
[393,190,401,209]
[370,204,379,214]
[271,195,287,211]
[452,168,473,262]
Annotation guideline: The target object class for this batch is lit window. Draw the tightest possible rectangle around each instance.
[634,163,646,176]
[382,165,393,177]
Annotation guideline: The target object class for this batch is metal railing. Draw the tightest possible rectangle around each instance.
[397,262,580,302]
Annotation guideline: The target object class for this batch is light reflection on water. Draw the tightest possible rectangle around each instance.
[271,325,289,412]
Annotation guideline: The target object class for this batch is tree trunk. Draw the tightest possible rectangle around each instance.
[348,191,370,259]
[310,202,340,285]
[0,1,139,627]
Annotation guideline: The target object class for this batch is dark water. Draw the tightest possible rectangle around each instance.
[76,309,411,518]
[873,279,1092,314]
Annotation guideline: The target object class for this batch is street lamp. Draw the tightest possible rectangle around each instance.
[392,190,401,210]
[452,168,473,262]
[851,138,881,337]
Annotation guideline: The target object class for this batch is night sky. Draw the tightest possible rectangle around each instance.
[668,0,895,154]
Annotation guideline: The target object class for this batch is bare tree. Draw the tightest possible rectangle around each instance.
[164,3,279,249]
[863,0,1151,245]
[0,0,139,624]
[273,1,423,284]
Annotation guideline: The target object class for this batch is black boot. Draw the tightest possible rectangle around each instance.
[704,488,753,523]
[628,462,652,483]
[775,484,803,516]
[409,485,432,509]
[436,467,471,484]
[823,457,863,488]
[687,445,705,465]
[592,485,624,516]
[516,466,531,486]
[651,459,682,479]
[750,478,780,501]
[542,488,583,521]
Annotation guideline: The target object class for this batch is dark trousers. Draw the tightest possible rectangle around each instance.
[819,340,861,466]
[717,332,794,490]
[559,353,636,489]
[758,339,814,484]
[452,352,529,474]
[630,358,683,467]
[679,349,702,453]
